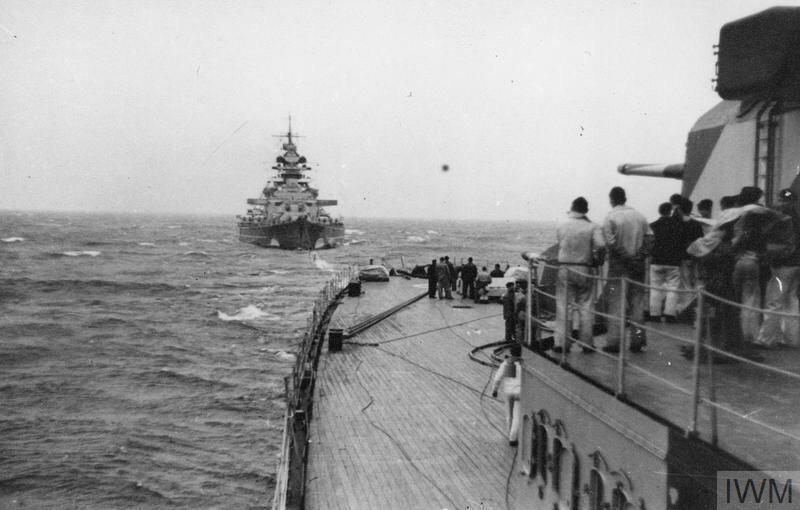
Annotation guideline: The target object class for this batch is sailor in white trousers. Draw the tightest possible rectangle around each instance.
[491,345,522,446]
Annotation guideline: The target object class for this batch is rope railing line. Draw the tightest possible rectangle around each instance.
[543,259,800,317]
[557,336,619,363]
[701,343,800,381]
[701,289,800,318]
[629,321,695,346]
[625,361,695,397]
[539,260,701,294]
[565,300,698,347]
[532,288,557,300]
[698,396,800,444]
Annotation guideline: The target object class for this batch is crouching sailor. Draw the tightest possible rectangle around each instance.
[491,344,522,446]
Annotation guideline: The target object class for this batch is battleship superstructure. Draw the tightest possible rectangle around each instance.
[238,126,344,250]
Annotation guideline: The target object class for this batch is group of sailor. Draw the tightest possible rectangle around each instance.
[551,184,800,358]
[426,257,509,302]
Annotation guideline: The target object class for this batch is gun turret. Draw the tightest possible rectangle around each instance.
[617,163,683,180]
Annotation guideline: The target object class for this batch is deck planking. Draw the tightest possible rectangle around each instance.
[306,279,516,509]
[306,276,800,507]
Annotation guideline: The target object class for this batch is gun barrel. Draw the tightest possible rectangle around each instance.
[617,163,684,179]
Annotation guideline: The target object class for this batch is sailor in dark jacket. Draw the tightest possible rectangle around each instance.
[436,257,453,299]
[502,282,516,341]
[427,259,438,298]
[445,256,457,291]
[460,257,478,299]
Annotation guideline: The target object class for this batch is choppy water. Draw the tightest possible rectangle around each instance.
[0,211,554,508]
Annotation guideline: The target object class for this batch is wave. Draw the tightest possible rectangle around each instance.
[406,236,427,243]
[86,317,133,329]
[137,242,156,247]
[181,251,210,257]
[426,230,439,235]
[58,251,101,257]
[309,252,333,271]
[271,350,296,361]
[345,229,365,235]
[2,237,25,243]
[217,305,281,322]
[1,277,191,295]
[147,368,236,389]
[178,242,190,246]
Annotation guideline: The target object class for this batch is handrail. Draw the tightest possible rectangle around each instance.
[523,253,800,448]
[272,265,355,510]
[701,287,800,318]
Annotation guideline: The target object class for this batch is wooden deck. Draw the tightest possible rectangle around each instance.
[303,277,800,508]
[305,278,517,509]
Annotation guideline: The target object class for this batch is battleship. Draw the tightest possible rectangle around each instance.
[237,126,344,250]
[272,7,800,509]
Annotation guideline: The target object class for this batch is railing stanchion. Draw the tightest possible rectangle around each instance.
[560,267,569,366]
[687,287,705,437]
[526,259,533,348]
[616,277,628,398]
[705,312,719,446]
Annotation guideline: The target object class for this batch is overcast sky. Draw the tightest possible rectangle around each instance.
[1,0,794,221]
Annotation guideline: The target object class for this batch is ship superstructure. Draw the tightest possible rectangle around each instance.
[238,126,343,249]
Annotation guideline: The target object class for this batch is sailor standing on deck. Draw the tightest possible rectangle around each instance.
[475,266,491,302]
[756,188,800,347]
[731,186,769,346]
[502,282,517,342]
[445,256,457,292]
[427,259,438,298]
[555,197,606,353]
[460,257,478,299]
[436,257,453,300]
[602,187,652,353]
[648,202,683,323]
[491,344,522,446]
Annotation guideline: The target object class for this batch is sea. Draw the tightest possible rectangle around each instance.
[0,211,555,509]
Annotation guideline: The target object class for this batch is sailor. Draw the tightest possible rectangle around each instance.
[602,187,651,353]
[427,259,438,299]
[436,257,453,300]
[673,197,704,320]
[731,186,768,346]
[490,264,505,278]
[475,266,492,302]
[697,198,713,220]
[460,257,478,299]
[445,256,457,292]
[555,197,605,353]
[502,282,517,342]
[514,280,528,344]
[491,344,522,446]
[756,188,800,347]
[648,202,682,324]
